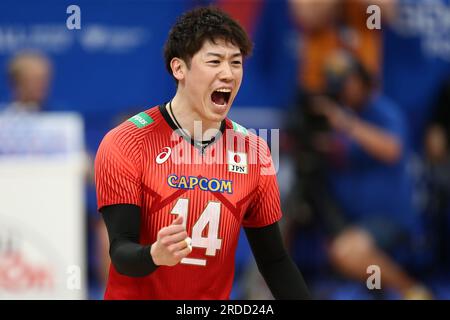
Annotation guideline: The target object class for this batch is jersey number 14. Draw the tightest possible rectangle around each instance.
[171,198,222,266]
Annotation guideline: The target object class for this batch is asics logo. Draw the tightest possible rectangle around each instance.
[156,147,171,164]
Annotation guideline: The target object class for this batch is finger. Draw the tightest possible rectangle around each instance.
[168,238,190,253]
[162,231,188,246]
[159,224,185,237]
[183,237,192,252]
[174,245,192,259]
[171,215,183,225]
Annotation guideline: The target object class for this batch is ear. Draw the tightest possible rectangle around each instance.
[170,58,186,81]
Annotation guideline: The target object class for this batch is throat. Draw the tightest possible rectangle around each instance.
[167,101,222,141]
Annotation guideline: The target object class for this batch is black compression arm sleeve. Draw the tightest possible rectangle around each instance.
[101,204,158,277]
[244,222,311,300]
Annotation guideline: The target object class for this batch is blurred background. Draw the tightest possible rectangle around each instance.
[0,0,449,300]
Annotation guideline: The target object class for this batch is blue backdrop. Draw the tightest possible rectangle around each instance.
[0,0,298,153]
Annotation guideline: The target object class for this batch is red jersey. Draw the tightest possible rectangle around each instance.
[95,104,282,300]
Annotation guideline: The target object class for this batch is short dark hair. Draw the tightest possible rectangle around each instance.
[164,6,253,80]
[324,50,373,98]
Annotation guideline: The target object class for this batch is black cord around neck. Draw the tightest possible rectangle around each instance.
[169,100,186,135]
[168,100,214,148]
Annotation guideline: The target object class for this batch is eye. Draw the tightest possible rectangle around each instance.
[208,60,220,65]
[232,61,242,66]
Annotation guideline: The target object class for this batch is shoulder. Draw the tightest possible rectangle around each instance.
[99,105,163,151]
[369,94,405,123]
[225,117,271,146]
[225,118,273,168]
[371,94,403,116]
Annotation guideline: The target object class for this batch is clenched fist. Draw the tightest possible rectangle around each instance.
[150,216,192,266]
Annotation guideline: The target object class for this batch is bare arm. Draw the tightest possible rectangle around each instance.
[314,96,402,164]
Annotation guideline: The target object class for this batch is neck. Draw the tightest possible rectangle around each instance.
[170,92,222,141]
[15,91,44,106]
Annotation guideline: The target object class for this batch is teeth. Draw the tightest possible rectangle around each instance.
[215,88,231,93]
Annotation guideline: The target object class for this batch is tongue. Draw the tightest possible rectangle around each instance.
[211,91,226,105]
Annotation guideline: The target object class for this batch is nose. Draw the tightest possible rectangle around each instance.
[219,63,234,82]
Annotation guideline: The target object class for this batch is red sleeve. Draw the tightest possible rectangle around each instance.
[242,138,282,228]
[95,125,142,210]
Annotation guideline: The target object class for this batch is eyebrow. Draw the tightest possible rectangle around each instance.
[205,52,242,59]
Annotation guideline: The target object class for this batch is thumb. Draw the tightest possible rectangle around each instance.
[171,215,183,225]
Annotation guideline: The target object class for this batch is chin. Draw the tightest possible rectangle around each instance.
[207,103,230,120]
[207,112,227,123]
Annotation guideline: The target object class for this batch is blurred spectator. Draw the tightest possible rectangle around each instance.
[425,78,450,164]
[285,50,432,299]
[2,51,52,113]
[1,51,108,298]
[381,0,450,149]
[423,78,450,271]
[289,0,395,95]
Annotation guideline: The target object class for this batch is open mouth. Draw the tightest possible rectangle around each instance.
[211,88,231,107]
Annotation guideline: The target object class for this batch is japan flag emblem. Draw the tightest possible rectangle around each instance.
[228,151,247,174]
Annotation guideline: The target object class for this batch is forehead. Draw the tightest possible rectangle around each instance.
[18,58,50,74]
[196,38,241,57]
